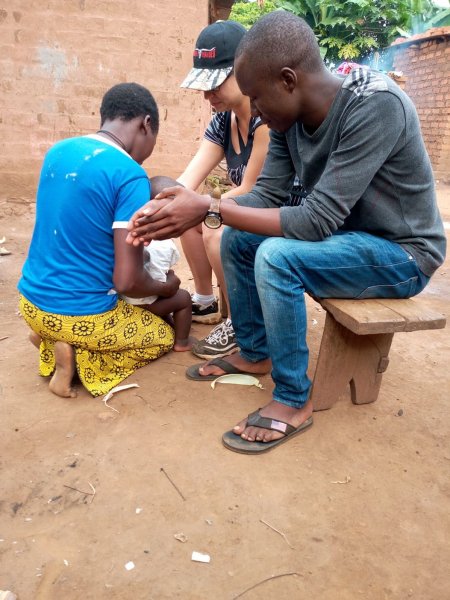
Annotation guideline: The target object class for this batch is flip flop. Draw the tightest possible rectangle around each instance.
[186,357,259,381]
[222,409,313,454]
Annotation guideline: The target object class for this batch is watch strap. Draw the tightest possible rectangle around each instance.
[209,187,221,214]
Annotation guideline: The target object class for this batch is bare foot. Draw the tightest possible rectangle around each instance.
[49,342,77,398]
[173,336,197,352]
[233,398,313,444]
[198,353,271,377]
[29,331,42,349]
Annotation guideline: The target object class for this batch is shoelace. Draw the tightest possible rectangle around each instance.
[204,321,234,344]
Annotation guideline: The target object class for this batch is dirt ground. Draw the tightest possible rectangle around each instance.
[1,186,449,600]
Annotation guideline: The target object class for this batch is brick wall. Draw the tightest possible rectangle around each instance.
[392,29,450,184]
[0,0,214,210]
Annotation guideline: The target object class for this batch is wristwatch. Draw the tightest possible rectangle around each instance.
[204,187,223,229]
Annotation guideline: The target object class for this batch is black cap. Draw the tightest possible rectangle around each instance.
[180,20,247,91]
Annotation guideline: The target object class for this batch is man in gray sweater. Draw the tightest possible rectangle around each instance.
[127,12,446,454]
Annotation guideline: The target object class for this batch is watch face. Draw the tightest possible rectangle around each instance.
[204,212,222,229]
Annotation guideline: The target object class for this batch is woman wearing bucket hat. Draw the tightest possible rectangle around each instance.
[176,20,270,360]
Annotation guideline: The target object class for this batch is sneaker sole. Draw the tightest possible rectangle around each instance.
[191,345,239,360]
[191,313,222,325]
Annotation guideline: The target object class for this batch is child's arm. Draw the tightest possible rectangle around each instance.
[113,229,180,299]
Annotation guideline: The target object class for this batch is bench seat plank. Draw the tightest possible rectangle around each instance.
[375,298,447,332]
[319,298,446,335]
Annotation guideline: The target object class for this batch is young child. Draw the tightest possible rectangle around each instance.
[122,176,195,352]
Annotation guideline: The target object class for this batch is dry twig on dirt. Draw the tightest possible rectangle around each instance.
[160,467,186,501]
[233,572,300,599]
[260,518,295,549]
[64,481,96,503]
[331,476,351,484]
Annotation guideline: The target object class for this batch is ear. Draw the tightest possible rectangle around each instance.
[280,67,297,93]
[142,115,152,134]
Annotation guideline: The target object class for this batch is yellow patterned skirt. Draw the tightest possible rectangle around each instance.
[19,295,174,397]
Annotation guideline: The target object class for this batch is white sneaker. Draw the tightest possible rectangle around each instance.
[191,320,239,359]
[191,297,221,324]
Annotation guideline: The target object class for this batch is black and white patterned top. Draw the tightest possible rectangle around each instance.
[204,111,262,186]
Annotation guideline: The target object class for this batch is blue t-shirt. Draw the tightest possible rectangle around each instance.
[18,134,151,315]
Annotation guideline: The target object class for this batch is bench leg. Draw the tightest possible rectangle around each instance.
[310,312,394,410]
[218,285,228,319]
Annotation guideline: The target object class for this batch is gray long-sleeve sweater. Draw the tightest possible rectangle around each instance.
[235,68,446,277]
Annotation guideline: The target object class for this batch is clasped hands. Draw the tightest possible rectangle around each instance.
[126,186,210,246]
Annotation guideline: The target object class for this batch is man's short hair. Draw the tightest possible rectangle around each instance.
[236,11,323,75]
[100,82,159,135]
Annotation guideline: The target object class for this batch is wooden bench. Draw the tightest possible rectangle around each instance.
[218,287,446,409]
[310,297,446,410]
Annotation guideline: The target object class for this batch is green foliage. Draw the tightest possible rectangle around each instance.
[411,4,450,31]
[229,0,279,28]
[229,0,450,64]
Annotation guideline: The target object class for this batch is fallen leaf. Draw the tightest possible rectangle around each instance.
[102,383,140,412]
[211,374,263,390]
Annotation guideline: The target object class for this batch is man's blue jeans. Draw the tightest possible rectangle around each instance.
[221,229,429,409]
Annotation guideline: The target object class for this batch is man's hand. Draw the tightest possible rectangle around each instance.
[126,197,173,246]
[126,187,210,246]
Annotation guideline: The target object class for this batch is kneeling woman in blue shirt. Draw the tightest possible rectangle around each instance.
[18,82,191,399]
